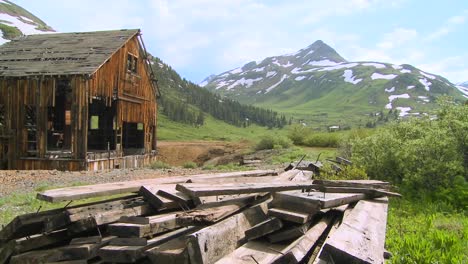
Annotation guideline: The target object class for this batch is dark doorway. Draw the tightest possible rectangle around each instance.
[87,99,116,151]
[47,79,72,150]
[122,122,144,155]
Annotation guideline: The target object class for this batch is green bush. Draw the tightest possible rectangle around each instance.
[349,98,468,208]
[316,164,369,181]
[183,161,197,169]
[149,161,171,169]
[303,133,340,148]
[202,164,215,170]
[255,135,292,150]
[287,124,308,145]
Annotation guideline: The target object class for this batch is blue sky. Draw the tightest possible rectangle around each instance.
[16,0,468,84]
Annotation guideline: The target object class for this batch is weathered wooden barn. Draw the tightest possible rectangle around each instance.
[0,29,159,171]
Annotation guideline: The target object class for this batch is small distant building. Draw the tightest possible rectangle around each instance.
[0,29,159,171]
[328,125,340,132]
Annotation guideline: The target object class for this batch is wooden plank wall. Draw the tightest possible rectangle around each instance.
[0,34,158,170]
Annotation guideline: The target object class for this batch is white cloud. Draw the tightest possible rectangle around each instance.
[377,28,418,49]
[427,12,467,41]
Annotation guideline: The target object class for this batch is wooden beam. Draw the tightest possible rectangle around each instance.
[139,185,179,210]
[157,189,194,208]
[176,182,317,197]
[37,170,277,202]
[215,241,288,264]
[107,212,179,238]
[321,198,388,264]
[267,222,310,243]
[145,235,190,264]
[271,213,335,264]
[312,179,391,190]
[186,203,269,264]
[268,208,314,224]
[245,217,283,241]
[98,226,197,263]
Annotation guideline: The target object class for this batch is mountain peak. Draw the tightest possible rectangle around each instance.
[295,40,347,64]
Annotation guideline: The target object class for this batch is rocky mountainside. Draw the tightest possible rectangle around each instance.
[456,81,468,97]
[202,40,465,127]
[0,0,54,44]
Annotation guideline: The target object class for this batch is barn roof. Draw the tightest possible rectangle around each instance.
[0,29,140,77]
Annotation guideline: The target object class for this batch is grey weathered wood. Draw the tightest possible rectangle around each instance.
[272,191,366,213]
[314,186,401,198]
[321,198,389,264]
[108,212,179,238]
[312,179,391,190]
[37,170,277,202]
[139,185,180,210]
[145,235,190,264]
[69,236,102,245]
[110,237,148,246]
[98,226,197,263]
[215,241,288,264]
[245,217,283,241]
[271,213,335,264]
[187,202,269,264]
[268,208,314,224]
[157,189,194,208]
[267,223,310,243]
[177,182,317,197]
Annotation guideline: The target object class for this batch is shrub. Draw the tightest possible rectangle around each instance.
[255,136,292,151]
[202,164,215,170]
[149,161,171,169]
[287,124,308,145]
[183,161,197,169]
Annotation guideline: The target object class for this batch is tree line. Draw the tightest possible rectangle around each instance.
[152,58,287,128]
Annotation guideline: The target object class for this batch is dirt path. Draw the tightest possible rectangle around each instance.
[0,140,254,196]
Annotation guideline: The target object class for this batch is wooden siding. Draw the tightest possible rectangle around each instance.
[0,32,157,171]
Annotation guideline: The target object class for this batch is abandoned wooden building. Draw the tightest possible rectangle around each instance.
[0,29,159,171]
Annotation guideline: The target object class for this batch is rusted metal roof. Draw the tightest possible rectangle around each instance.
[0,29,140,77]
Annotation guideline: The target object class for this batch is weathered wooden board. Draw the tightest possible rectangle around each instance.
[321,198,388,264]
[272,191,366,213]
[157,189,194,208]
[215,241,288,264]
[268,208,314,224]
[314,186,401,198]
[177,182,317,197]
[245,217,283,241]
[267,222,310,243]
[108,212,179,238]
[98,226,197,263]
[271,213,335,264]
[139,185,180,210]
[145,235,190,264]
[187,203,269,264]
[312,179,391,190]
[37,170,277,202]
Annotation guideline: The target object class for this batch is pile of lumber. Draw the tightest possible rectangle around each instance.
[0,169,399,264]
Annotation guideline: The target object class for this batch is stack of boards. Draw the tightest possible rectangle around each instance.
[0,169,399,264]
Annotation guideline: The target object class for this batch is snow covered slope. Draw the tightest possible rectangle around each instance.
[202,40,465,122]
[0,0,54,44]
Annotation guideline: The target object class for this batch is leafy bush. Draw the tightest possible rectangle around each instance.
[182,161,197,169]
[202,164,215,170]
[287,124,308,145]
[149,161,171,169]
[348,98,468,208]
[255,135,292,150]
[316,164,369,181]
[303,133,340,148]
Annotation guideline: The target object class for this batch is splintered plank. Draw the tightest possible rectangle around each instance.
[315,186,401,198]
[271,213,335,264]
[37,170,277,202]
[321,198,389,264]
[108,212,179,238]
[98,226,197,263]
[268,208,314,224]
[245,217,283,240]
[272,191,366,213]
[187,203,269,264]
[157,189,194,208]
[177,182,317,197]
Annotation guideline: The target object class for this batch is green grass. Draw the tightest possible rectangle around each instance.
[149,160,171,169]
[158,114,287,142]
[270,146,337,165]
[387,198,468,264]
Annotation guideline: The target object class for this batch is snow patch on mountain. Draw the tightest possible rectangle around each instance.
[317,63,359,72]
[419,78,432,91]
[396,107,412,117]
[407,85,415,90]
[455,85,468,97]
[420,71,436,80]
[418,96,430,102]
[265,74,288,93]
[371,73,398,80]
[392,64,402,70]
[385,87,395,93]
[400,69,411,74]
[227,77,263,90]
[342,70,362,84]
[362,62,386,69]
[308,60,338,67]
[295,76,306,81]
[252,67,265,72]
[266,71,277,78]
[385,93,410,109]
